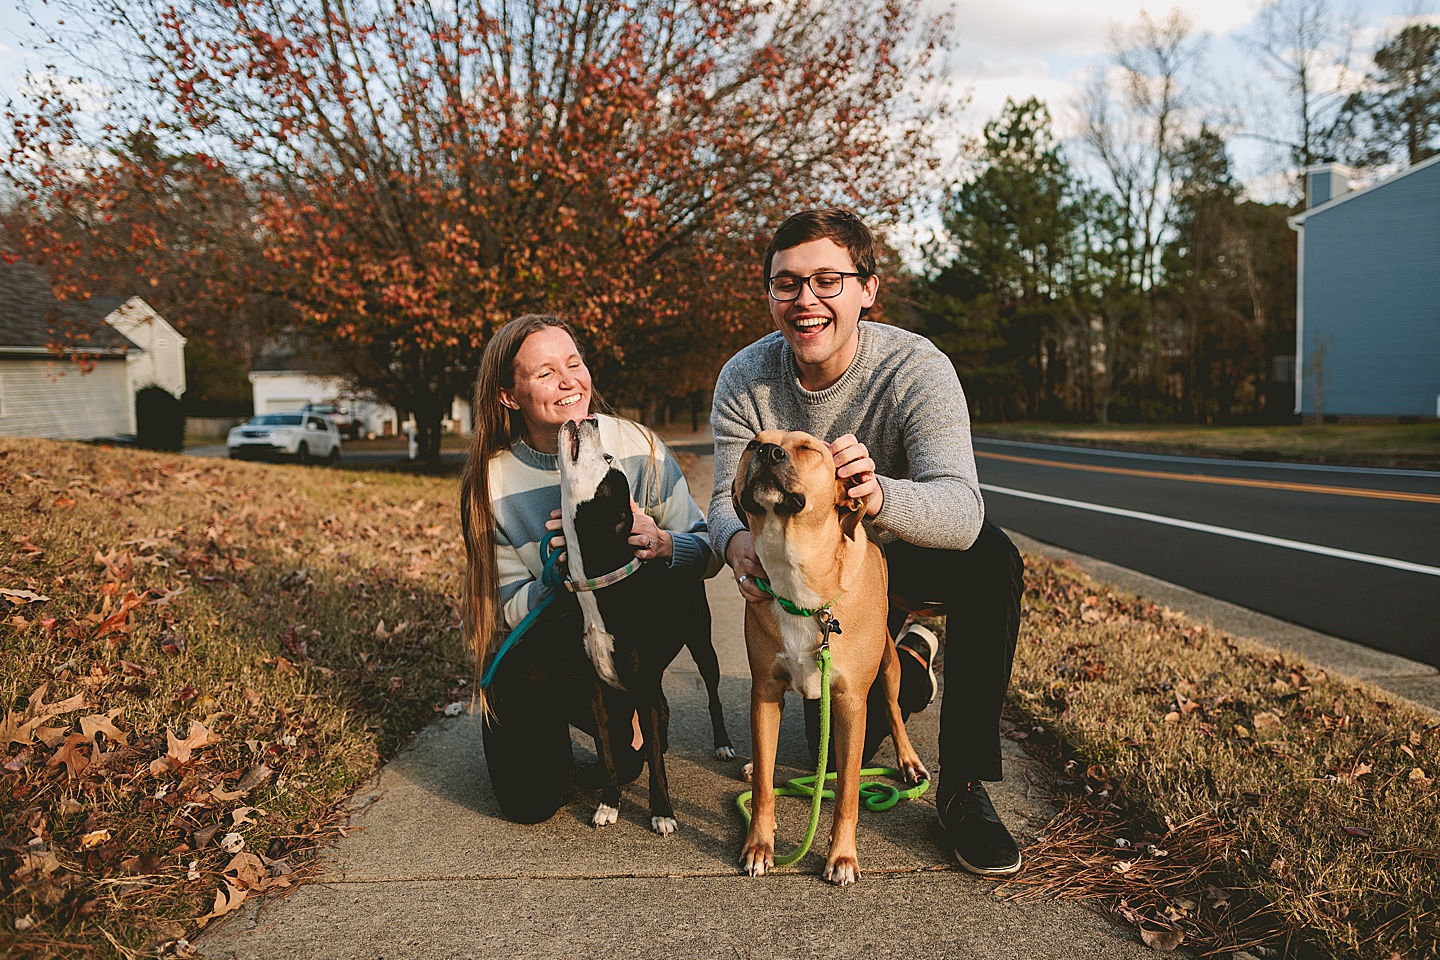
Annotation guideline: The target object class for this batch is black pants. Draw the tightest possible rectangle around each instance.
[804,520,1023,786]
[480,598,643,824]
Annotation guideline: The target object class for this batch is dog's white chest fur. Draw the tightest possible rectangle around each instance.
[754,531,827,699]
[558,435,623,690]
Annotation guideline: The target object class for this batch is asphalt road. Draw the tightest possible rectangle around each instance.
[974,437,1440,669]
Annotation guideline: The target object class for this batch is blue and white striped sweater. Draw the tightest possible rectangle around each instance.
[489,414,719,629]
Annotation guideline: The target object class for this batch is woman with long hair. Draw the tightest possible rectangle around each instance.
[459,314,719,823]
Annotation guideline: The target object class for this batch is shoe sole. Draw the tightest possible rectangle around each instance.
[954,850,1023,876]
[896,625,939,705]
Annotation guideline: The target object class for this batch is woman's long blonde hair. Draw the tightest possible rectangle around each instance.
[460,315,593,706]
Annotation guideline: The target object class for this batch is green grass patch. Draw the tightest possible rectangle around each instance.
[975,421,1440,467]
[2,440,470,958]
[1003,555,1440,959]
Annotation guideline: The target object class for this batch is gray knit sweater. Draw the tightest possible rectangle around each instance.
[707,322,984,561]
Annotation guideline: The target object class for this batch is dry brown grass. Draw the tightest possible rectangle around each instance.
[1003,555,1440,959]
[1,440,469,958]
[975,422,1440,468]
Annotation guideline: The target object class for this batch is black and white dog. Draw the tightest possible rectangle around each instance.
[557,417,732,834]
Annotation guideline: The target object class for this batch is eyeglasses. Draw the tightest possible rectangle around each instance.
[766,271,864,302]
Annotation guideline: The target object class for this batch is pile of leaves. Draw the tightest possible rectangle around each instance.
[1,439,470,958]
[1004,555,1440,959]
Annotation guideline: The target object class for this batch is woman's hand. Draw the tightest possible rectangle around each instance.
[629,499,672,562]
[830,433,884,518]
[544,509,567,564]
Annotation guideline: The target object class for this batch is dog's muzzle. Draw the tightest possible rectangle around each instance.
[742,445,806,516]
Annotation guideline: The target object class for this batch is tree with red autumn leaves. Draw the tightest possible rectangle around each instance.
[6,0,950,465]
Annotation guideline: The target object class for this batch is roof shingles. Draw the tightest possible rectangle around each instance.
[0,260,138,355]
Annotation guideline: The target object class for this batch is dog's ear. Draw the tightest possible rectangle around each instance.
[836,492,865,541]
[731,443,754,530]
[614,504,634,539]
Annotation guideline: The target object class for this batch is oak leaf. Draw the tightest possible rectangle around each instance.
[166,719,217,765]
[47,732,91,778]
[96,588,148,638]
[80,710,128,746]
[195,883,247,927]
[1139,927,1184,951]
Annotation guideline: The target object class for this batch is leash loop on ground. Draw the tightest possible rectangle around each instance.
[734,644,929,866]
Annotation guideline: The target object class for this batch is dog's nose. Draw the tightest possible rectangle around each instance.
[759,442,785,464]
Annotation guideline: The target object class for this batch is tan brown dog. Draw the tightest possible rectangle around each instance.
[733,430,929,885]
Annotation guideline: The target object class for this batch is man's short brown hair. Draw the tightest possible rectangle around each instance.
[763,209,879,285]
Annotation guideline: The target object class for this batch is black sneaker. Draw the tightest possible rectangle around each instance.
[895,624,939,711]
[939,781,1022,876]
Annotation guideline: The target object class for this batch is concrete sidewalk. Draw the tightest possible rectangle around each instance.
[196,445,1438,960]
[197,570,1152,960]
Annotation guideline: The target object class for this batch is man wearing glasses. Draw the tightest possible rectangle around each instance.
[707,208,1026,877]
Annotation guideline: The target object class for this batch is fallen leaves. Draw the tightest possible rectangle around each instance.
[95,587,150,640]
[47,732,92,778]
[1,683,89,748]
[1,587,51,604]
[164,719,217,767]
[195,850,292,927]
[0,439,469,956]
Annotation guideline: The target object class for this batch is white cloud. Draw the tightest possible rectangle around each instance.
[948,0,1263,60]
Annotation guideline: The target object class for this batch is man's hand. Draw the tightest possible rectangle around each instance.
[726,531,770,604]
[830,433,884,518]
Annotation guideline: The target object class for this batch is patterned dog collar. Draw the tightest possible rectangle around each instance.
[567,558,643,593]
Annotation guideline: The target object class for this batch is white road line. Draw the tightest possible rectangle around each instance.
[975,437,1440,479]
[981,483,1440,578]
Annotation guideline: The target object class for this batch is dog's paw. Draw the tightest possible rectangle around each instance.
[823,856,861,886]
[740,761,754,783]
[591,803,619,827]
[715,745,737,761]
[650,816,677,836]
[739,843,773,877]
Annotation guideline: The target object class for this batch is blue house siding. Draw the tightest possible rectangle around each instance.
[1296,158,1440,418]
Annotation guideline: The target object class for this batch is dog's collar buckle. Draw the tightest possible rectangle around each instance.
[816,609,842,646]
[566,558,643,593]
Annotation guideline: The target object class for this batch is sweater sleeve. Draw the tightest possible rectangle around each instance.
[652,443,722,579]
[870,347,986,550]
[495,525,552,629]
[707,360,758,566]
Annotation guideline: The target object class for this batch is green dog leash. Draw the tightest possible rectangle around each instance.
[735,607,929,867]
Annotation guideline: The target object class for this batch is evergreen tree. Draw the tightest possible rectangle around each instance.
[1343,24,1440,167]
[925,97,1085,420]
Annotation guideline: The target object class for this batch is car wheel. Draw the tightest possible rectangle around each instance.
[328,445,341,465]
[297,441,310,464]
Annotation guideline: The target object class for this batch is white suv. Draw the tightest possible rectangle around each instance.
[228,413,342,464]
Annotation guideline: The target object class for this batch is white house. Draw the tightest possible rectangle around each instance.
[249,360,472,437]
[248,367,400,437]
[106,297,187,400]
[0,261,186,441]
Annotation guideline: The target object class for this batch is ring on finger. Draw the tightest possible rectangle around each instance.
[645,535,654,551]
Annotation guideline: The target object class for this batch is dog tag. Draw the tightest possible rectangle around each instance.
[817,610,842,643]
